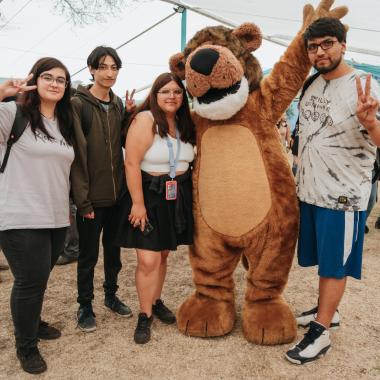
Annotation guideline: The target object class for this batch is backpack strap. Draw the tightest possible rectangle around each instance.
[115,97,124,117]
[299,72,321,102]
[0,104,29,173]
[292,72,322,155]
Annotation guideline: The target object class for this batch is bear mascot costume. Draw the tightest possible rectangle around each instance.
[169,0,348,345]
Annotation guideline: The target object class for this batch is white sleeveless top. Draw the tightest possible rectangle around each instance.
[140,111,195,173]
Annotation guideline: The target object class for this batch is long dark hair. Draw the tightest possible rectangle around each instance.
[130,73,195,144]
[19,57,73,144]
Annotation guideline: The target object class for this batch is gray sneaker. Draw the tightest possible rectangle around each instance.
[77,305,96,332]
[104,296,132,318]
[296,306,340,330]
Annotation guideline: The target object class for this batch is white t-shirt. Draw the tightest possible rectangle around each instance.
[0,101,74,230]
[297,70,378,211]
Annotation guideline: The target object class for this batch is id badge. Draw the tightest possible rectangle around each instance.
[166,180,177,200]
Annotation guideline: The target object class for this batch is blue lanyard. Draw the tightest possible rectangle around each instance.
[166,128,181,179]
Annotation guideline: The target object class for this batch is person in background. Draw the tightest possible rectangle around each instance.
[115,73,195,344]
[276,115,291,151]
[56,198,79,265]
[0,57,74,374]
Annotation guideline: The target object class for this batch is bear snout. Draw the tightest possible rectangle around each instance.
[190,48,220,76]
[186,45,244,98]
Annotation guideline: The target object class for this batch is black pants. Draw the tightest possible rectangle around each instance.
[76,206,122,306]
[0,228,67,351]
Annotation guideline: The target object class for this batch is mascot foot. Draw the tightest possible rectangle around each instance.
[242,298,296,345]
[177,293,235,337]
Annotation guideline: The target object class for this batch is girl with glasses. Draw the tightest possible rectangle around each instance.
[0,57,74,374]
[115,73,195,344]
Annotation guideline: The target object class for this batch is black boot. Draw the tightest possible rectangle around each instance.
[152,299,176,324]
[38,320,61,340]
[17,347,47,374]
[134,313,153,344]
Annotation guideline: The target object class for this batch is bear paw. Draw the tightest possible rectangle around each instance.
[177,293,235,337]
[242,298,296,345]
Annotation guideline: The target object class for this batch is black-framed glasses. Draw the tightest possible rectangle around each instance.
[307,39,338,53]
[39,73,67,88]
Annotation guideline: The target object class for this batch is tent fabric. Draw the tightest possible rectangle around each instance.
[164,0,380,65]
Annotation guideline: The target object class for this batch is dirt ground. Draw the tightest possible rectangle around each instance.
[0,200,379,380]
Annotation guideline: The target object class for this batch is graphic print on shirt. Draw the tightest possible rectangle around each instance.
[35,130,71,148]
[297,71,378,211]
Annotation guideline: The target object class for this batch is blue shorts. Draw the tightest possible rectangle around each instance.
[298,202,365,279]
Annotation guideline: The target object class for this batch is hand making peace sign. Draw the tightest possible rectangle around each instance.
[125,89,136,113]
[355,74,380,131]
[0,74,37,101]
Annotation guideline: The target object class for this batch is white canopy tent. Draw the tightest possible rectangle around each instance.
[162,0,380,64]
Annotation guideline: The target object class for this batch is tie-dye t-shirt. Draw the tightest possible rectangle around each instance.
[297,70,379,211]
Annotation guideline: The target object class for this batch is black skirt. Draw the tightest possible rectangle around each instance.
[114,169,193,251]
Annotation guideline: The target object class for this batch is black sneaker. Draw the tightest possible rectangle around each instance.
[38,320,61,340]
[296,306,340,330]
[77,304,96,332]
[134,313,153,344]
[56,253,77,265]
[285,321,331,365]
[375,218,380,229]
[152,299,176,324]
[17,347,47,374]
[105,296,132,317]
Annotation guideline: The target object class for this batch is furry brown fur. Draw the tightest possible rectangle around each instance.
[169,0,348,345]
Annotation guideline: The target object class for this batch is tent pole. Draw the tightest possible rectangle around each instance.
[181,8,187,51]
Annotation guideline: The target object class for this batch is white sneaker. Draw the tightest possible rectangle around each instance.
[285,321,331,365]
[296,306,340,330]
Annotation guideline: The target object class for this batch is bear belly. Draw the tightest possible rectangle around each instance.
[198,124,272,237]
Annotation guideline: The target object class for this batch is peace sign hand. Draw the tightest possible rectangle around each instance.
[125,89,136,113]
[0,74,37,101]
[355,74,380,131]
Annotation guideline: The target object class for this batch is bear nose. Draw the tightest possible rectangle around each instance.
[190,48,220,76]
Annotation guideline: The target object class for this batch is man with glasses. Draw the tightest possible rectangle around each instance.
[285,18,380,364]
[71,46,136,332]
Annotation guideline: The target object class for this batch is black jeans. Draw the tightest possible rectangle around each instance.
[0,228,67,351]
[76,206,122,306]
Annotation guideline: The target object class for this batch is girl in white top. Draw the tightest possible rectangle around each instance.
[0,57,74,374]
[115,72,195,344]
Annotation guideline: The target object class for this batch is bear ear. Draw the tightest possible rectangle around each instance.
[232,22,262,52]
[169,52,186,80]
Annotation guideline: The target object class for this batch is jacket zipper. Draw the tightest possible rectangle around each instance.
[106,110,117,201]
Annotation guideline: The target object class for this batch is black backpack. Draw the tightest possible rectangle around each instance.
[0,104,29,173]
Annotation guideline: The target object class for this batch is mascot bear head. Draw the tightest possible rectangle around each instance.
[169,23,263,120]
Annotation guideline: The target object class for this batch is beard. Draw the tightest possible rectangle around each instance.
[313,55,342,74]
